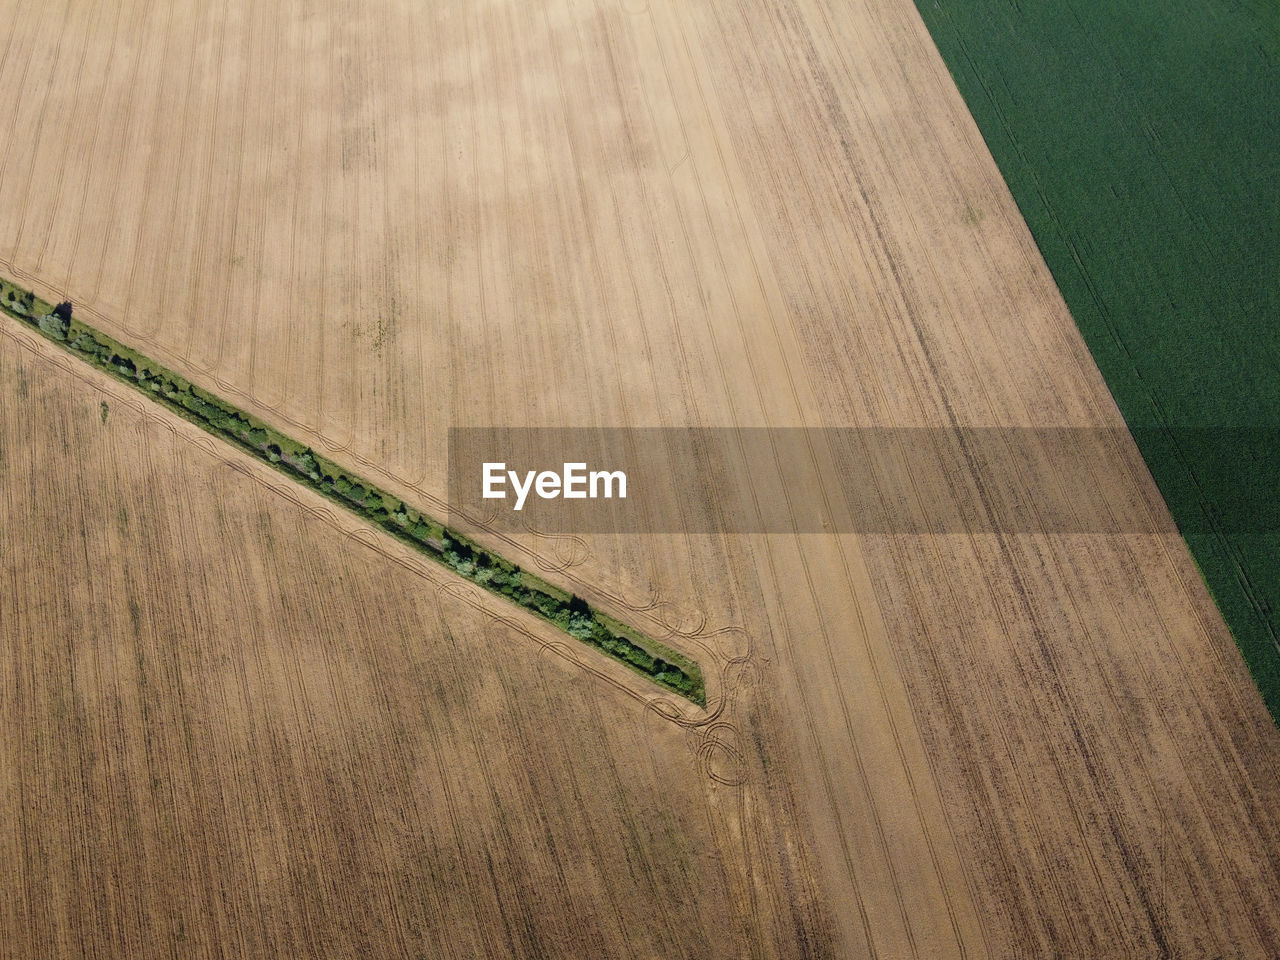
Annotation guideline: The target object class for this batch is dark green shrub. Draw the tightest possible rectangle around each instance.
[569,618,595,642]
[37,313,69,340]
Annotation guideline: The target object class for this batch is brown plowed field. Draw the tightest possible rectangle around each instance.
[2,1,1279,958]
[1,324,830,958]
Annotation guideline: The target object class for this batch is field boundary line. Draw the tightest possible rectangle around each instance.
[0,272,706,708]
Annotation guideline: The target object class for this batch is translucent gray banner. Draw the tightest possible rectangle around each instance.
[447,428,1278,534]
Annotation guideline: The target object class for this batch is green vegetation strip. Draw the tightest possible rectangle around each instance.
[0,276,704,706]
[914,0,1280,720]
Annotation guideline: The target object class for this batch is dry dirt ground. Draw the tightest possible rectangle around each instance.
[1,325,824,958]
[3,0,1280,958]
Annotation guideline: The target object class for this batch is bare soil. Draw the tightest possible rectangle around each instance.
[3,0,1279,957]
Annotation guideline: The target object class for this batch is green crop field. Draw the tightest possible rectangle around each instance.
[916,0,1280,717]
